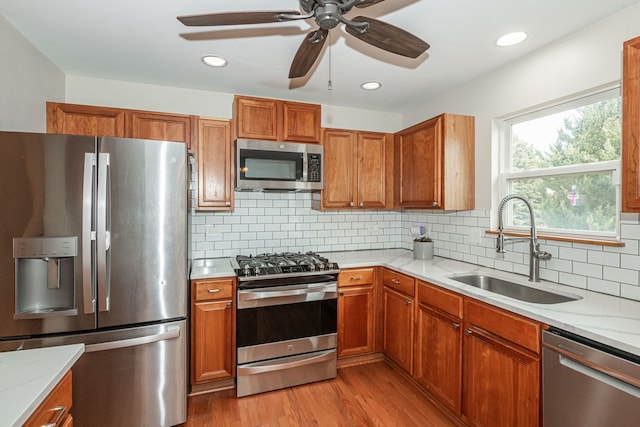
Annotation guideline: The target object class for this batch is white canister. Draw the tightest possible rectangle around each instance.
[414,240,434,260]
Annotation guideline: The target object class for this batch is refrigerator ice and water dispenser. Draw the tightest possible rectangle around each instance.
[13,236,78,318]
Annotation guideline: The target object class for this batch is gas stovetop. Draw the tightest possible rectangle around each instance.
[233,252,340,279]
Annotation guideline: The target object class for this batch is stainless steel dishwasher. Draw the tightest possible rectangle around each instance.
[542,328,640,427]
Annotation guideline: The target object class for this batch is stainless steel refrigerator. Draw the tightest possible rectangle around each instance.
[0,132,188,426]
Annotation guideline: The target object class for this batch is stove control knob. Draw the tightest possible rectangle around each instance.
[309,264,316,271]
[318,263,325,270]
[254,267,260,276]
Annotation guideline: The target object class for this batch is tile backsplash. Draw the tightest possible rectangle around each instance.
[191,192,401,258]
[190,192,640,302]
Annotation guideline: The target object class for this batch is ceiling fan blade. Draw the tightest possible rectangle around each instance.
[177,11,301,27]
[289,29,329,78]
[345,16,429,58]
[355,0,387,8]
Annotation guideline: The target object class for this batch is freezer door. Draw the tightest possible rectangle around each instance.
[0,320,188,426]
[97,138,187,327]
[0,132,97,339]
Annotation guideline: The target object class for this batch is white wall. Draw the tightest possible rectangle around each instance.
[398,3,640,301]
[405,2,640,210]
[65,76,402,132]
[0,15,64,132]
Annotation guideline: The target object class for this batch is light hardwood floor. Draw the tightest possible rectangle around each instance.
[181,361,460,427]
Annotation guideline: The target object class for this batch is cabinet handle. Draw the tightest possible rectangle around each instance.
[42,405,66,427]
[391,279,400,284]
[207,288,222,293]
[451,322,460,330]
[405,300,412,306]
[432,201,439,207]
[349,202,354,207]
[225,201,231,206]
[359,202,364,207]
[226,302,231,309]
[350,276,362,281]
[464,329,472,336]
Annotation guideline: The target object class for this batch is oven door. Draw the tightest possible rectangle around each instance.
[236,280,337,364]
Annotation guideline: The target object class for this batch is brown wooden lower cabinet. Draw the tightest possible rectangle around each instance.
[462,299,543,427]
[414,280,463,415]
[381,269,416,374]
[337,268,376,358]
[24,370,73,427]
[190,278,236,385]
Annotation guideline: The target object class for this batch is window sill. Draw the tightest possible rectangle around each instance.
[484,230,624,247]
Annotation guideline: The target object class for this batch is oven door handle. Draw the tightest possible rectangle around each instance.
[237,350,335,375]
[238,282,336,301]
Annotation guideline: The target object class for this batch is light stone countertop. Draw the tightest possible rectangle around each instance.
[190,248,640,357]
[190,257,235,279]
[0,343,84,427]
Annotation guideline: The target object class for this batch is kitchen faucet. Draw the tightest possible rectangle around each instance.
[496,194,552,282]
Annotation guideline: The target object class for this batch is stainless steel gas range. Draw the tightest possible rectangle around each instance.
[232,252,339,397]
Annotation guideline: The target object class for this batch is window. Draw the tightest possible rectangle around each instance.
[500,87,621,240]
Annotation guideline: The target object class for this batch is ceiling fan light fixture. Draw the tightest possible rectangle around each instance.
[201,55,228,67]
[496,32,528,47]
[361,81,382,91]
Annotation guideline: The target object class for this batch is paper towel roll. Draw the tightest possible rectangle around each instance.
[411,225,425,236]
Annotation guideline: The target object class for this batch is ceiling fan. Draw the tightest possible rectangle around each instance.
[177,0,430,79]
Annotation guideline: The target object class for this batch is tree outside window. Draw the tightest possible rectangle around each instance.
[501,89,621,238]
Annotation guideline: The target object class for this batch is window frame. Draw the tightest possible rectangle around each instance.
[498,86,622,242]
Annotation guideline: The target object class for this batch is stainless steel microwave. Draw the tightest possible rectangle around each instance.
[236,139,323,191]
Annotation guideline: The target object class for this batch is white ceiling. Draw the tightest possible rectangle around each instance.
[1,0,639,114]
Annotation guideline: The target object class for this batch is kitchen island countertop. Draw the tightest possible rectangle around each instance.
[0,343,84,427]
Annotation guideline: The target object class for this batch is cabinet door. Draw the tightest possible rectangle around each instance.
[46,102,127,137]
[463,327,540,427]
[234,96,279,140]
[382,286,414,374]
[623,36,640,212]
[25,370,73,427]
[130,111,194,150]
[338,285,375,358]
[322,129,356,208]
[356,132,388,208]
[415,304,462,414]
[197,118,233,210]
[192,299,234,383]
[396,116,442,208]
[282,101,321,143]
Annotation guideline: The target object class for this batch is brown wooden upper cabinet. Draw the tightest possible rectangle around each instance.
[623,36,640,212]
[315,128,393,210]
[47,102,128,138]
[197,118,233,211]
[234,95,321,143]
[394,113,475,210]
[46,102,197,152]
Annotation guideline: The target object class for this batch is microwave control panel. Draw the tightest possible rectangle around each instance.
[308,153,322,182]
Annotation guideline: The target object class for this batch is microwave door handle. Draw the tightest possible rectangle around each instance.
[82,153,96,314]
[97,152,111,312]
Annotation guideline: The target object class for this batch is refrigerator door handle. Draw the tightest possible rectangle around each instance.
[82,153,96,314]
[97,152,111,312]
[84,325,181,352]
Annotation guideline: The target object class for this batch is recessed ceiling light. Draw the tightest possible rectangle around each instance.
[201,55,228,67]
[361,81,382,91]
[496,32,528,47]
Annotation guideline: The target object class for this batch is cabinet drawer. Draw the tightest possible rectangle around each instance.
[193,278,234,302]
[382,269,415,296]
[25,370,72,427]
[338,268,374,287]
[465,299,543,354]
[417,280,463,319]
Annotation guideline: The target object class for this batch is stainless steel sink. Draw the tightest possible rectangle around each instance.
[449,274,581,304]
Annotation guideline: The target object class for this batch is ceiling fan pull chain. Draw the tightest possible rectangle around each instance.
[328,32,333,91]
